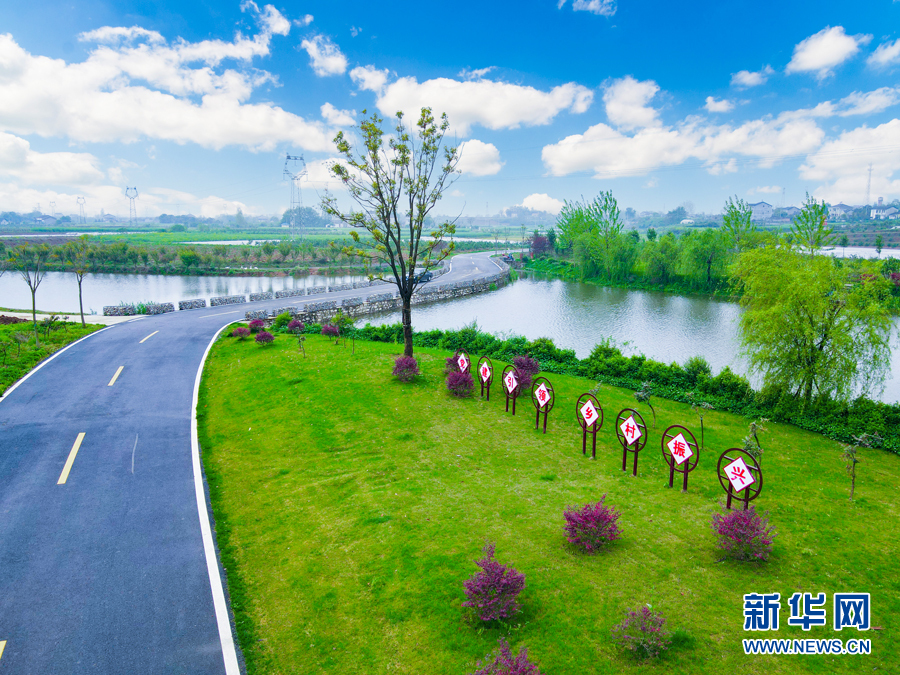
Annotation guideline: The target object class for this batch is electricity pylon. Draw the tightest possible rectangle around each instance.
[283,154,307,239]
[125,187,138,226]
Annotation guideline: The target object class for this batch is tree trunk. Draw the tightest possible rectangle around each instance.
[401,296,414,357]
[31,288,39,347]
[78,277,85,327]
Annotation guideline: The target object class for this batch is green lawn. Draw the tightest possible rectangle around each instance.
[0,319,103,395]
[198,334,899,674]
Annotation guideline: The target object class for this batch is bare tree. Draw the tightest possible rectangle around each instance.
[322,108,460,356]
[11,244,51,346]
[65,235,91,327]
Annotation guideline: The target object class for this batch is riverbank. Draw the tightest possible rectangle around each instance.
[198,332,899,675]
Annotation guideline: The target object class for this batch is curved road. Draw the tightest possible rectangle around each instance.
[0,251,504,674]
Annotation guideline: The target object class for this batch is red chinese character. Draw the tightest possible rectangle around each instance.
[539,390,546,401]
[625,424,635,437]
[672,440,686,457]
[585,408,593,420]
[731,467,747,482]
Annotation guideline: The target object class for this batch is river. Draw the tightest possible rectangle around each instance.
[0,270,367,316]
[1,267,897,403]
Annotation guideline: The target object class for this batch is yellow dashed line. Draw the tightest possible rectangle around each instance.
[139,331,159,344]
[108,366,124,387]
[58,433,86,485]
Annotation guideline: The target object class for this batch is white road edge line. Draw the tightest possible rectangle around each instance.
[202,311,240,318]
[192,322,241,675]
[0,325,116,404]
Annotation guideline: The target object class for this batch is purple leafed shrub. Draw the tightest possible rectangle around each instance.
[321,323,340,338]
[248,319,265,333]
[462,543,526,622]
[255,330,274,345]
[288,319,305,333]
[711,505,776,561]
[447,371,475,397]
[231,327,250,340]
[513,355,540,389]
[563,495,622,553]
[393,355,420,382]
[612,605,672,659]
[445,353,461,374]
[470,638,542,675]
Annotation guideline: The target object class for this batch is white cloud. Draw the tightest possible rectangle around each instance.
[302,158,355,190]
[603,76,660,131]
[834,87,900,116]
[350,65,390,93]
[350,26,361,37]
[300,35,348,77]
[371,76,593,136]
[542,111,824,178]
[868,39,900,68]
[558,0,618,16]
[0,18,334,152]
[800,119,900,203]
[457,139,503,176]
[0,181,250,218]
[521,193,564,214]
[294,14,314,27]
[748,185,782,195]
[786,26,871,79]
[320,103,355,126]
[0,132,104,185]
[459,66,496,80]
[705,96,734,113]
[731,65,774,88]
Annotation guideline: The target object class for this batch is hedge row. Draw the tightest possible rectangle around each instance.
[346,322,900,454]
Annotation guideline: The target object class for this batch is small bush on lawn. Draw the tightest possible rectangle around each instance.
[470,638,542,675]
[612,605,672,659]
[231,327,250,341]
[711,505,776,561]
[248,319,265,334]
[513,355,540,389]
[445,352,461,374]
[272,312,292,330]
[462,543,525,622]
[321,323,339,338]
[447,371,474,398]
[393,355,419,382]
[287,319,305,334]
[563,495,622,553]
[255,330,274,345]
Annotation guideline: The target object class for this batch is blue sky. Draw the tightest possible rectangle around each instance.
[0,0,898,220]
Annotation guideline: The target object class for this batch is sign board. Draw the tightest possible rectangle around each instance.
[724,456,755,492]
[504,370,518,394]
[619,415,642,446]
[480,362,491,383]
[666,432,693,466]
[458,354,469,372]
[580,400,599,426]
[535,382,550,408]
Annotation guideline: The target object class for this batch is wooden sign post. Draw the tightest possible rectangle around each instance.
[575,393,603,458]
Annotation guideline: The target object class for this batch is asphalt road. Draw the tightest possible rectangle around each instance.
[0,251,504,674]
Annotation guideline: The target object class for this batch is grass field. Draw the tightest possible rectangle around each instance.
[197,333,899,674]
[0,319,103,395]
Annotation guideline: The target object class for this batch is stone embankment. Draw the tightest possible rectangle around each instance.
[243,263,509,324]
[101,261,455,316]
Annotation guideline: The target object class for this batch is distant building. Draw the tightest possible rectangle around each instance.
[871,197,898,220]
[781,206,801,218]
[749,201,774,221]
[680,218,695,225]
[35,215,57,225]
[829,203,855,219]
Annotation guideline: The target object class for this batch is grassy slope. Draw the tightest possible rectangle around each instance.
[0,321,103,394]
[198,334,899,674]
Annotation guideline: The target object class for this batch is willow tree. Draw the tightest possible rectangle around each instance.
[733,244,892,404]
[322,108,460,357]
[791,192,832,254]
